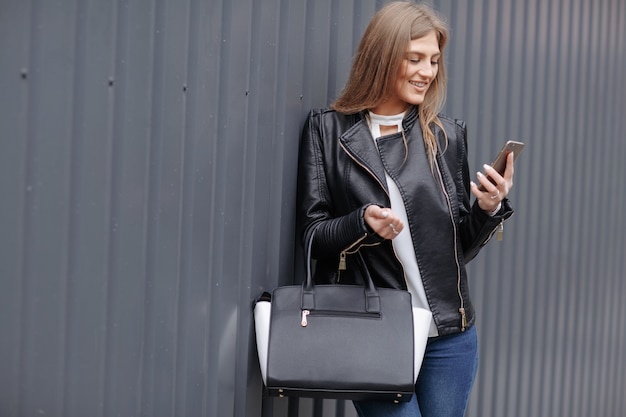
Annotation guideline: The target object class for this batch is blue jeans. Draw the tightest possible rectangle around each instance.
[353,326,478,417]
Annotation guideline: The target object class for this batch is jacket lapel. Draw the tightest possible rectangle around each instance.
[339,118,390,194]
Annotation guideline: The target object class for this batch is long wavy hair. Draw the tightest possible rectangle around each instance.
[332,1,449,165]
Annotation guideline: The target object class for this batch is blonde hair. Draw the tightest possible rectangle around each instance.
[332,1,449,165]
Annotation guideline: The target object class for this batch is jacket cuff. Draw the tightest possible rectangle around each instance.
[360,204,386,244]
[475,198,513,222]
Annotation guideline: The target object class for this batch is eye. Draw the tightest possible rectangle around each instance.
[408,58,420,64]
[431,61,439,66]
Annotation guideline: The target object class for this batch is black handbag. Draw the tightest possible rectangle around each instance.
[254,231,428,402]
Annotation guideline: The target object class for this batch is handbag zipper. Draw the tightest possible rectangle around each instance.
[301,309,381,327]
[301,310,310,326]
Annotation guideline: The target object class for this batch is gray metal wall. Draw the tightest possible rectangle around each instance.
[0,0,624,417]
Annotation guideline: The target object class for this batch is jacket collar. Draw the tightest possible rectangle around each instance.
[338,107,419,195]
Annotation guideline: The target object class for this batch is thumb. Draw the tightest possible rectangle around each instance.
[377,207,390,219]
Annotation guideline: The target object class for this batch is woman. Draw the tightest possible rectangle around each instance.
[296,2,515,416]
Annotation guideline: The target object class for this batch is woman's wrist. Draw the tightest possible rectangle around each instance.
[486,202,502,216]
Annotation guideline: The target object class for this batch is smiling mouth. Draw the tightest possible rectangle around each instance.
[409,81,427,88]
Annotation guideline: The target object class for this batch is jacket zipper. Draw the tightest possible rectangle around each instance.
[335,140,392,282]
[496,220,504,241]
[338,140,390,199]
[336,131,411,291]
[483,219,504,245]
[340,126,472,332]
[434,158,467,332]
[337,233,368,281]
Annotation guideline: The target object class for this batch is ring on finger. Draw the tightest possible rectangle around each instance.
[389,223,399,235]
[490,190,500,199]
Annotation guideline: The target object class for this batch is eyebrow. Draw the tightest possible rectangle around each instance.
[406,51,441,58]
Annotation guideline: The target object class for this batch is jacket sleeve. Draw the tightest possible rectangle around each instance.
[454,120,514,262]
[296,111,384,261]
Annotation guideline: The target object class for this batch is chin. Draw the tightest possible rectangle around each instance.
[402,94,425,106]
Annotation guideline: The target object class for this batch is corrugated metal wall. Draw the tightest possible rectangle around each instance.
[0,0,624,417]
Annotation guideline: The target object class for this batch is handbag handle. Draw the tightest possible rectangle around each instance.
[301,227,380,314]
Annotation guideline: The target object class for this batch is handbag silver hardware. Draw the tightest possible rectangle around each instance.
[301,310,310,327]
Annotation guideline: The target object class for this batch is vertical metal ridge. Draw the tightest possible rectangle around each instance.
[473,0,493,395]
[268,0,295,290]
[611,6,626,415]
[13,1,35,416]
[138,0,160,414]
[555,2,577,414]
[173,0,196,411]
[480,2,511,415]
[562,1,586,412]
[0,0,27,411]
[498,2,527,413]
[234,1,257,415]
[204,5,223,408]
[499,7,522,412]
[302,0,315,110]
[601,119,620,417]
[458,0,477,136]
[589,3,613,413]
[205,0,232,413]
[551,0,575,412]
[97,2,118,416]
[61,0,83,416]
[542,0,565,325]
[103,0,128,414]
[576,1,598,413]
[327,0,341,101]
[514,1,540,416]
[507,4,537,360]
[350,0,364,63]
[16,0,40,415]
[569,0,587,403]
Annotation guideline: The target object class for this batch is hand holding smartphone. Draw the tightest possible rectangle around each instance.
[477,140,525,191]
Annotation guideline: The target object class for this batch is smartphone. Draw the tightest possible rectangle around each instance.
[478,140,525,191]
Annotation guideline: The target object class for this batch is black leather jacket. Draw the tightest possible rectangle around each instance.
[296,106,513,336]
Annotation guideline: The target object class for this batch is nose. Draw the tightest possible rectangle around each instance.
[417,63,434,78]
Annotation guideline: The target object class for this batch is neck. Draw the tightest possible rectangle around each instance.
[371,100,412,116]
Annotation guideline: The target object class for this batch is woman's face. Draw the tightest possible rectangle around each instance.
[373,31,441,115]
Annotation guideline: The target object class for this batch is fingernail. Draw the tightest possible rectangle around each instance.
[483,164,491,171]
[476,172,484,178]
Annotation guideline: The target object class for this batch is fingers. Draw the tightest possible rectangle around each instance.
[503,151,515,184]
[472,154,515,212]
[470,181,500,212]
[364,205,404,239]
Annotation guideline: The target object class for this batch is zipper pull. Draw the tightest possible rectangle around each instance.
[496,221,504,241]
[301,310,310,327]
[459,307,467,332]
[338,252,346,270]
